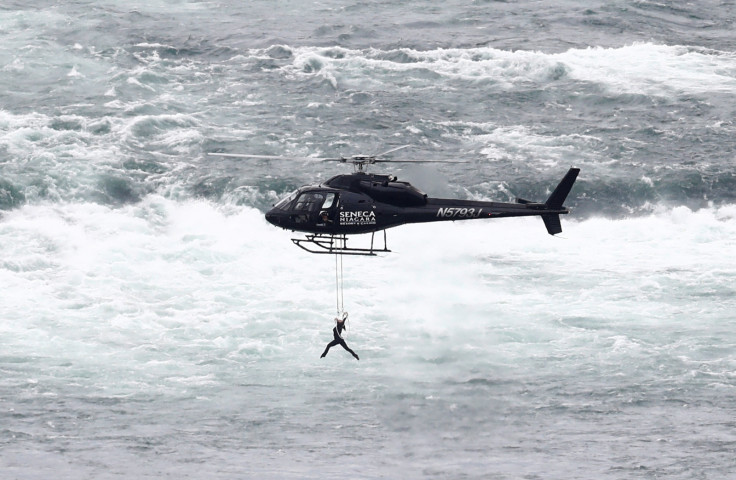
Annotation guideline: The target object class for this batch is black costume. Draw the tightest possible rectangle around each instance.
[320,318,359,360]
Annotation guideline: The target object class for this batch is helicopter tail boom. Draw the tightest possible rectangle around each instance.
[417,168,579,235]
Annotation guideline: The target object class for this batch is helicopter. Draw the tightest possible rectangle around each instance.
[210,146,580,256]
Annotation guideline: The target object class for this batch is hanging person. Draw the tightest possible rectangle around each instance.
[320,312,359,360]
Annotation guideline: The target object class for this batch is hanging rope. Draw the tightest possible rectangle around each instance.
[335,251,344,316]
[332,236,351,336]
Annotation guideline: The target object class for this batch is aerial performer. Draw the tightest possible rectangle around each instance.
[320,312,359,360]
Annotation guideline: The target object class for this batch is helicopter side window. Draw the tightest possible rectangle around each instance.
[322,192,336,209]
[293,192,325,212]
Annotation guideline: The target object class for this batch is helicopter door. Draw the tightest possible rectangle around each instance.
[291,191,331,225]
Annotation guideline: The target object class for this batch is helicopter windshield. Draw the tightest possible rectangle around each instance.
[274,190,298,209]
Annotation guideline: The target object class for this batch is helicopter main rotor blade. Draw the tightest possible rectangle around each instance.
[370,144,410,158]
[370,159,468,164]
[208,153,343,162]
[208,148,466,170]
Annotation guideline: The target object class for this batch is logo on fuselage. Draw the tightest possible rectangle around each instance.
[339,210,376,226]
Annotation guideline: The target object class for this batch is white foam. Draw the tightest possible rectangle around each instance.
[280,43,736,97]
[554,43,736,96]
[3,200,733,354]
[1,197,735,476]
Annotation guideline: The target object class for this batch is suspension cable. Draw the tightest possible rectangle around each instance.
[335,250,344,315]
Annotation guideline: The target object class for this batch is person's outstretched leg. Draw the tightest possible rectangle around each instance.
[321,339,339,358]
[339,339,359,360]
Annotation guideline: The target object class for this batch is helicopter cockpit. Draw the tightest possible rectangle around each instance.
[292,191,336,225]
[266,187,340,230]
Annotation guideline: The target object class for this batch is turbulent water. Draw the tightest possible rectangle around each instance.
[2,1,736,478]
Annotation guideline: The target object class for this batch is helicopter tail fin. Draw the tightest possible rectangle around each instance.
[542,214,562,235]
[542,167,580,235]
[545,167,580,210]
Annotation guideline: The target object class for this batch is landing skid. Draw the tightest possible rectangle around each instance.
[292,232,391,256]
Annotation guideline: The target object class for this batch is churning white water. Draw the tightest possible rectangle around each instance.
[3,0,736,478]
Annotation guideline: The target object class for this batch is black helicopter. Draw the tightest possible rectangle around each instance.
[210,146,580,255]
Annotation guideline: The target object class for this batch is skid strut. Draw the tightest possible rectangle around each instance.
[292,231,390,256]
